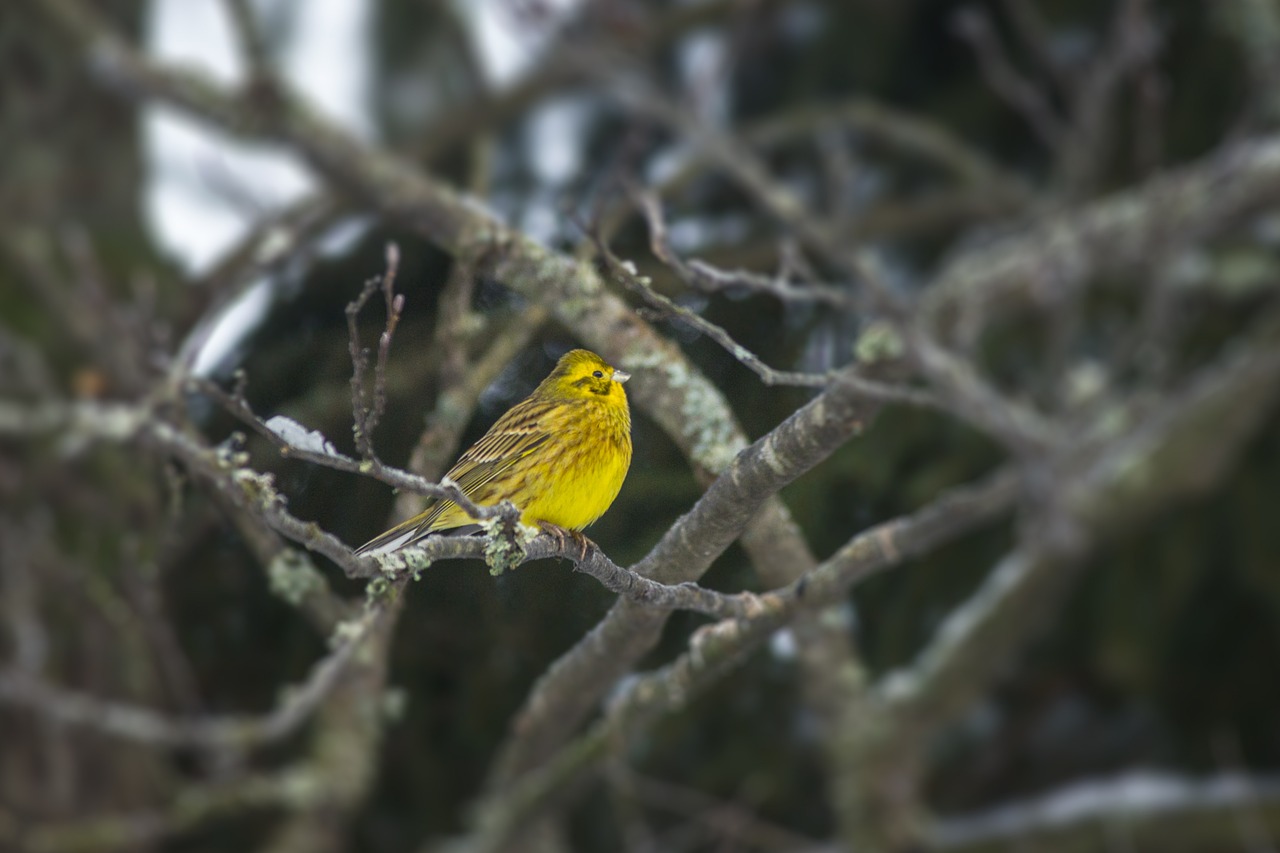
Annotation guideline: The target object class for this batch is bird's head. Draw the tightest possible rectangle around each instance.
[541,349,630,401]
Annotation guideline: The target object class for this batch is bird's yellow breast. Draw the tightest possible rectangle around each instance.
[515,399,632,530]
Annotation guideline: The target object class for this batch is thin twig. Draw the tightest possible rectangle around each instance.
[582,219,829,388]
[590,199,936,405]
[597,248,834,388]
[369,242,404,443]
[345,243,404,462]
[633,185,857,309]
[953,6,1066,152]
[1056,0,1160,194]
[346,276,381,458]
[998,0,1072,93]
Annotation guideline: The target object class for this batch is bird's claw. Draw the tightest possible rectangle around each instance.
[539,522,593,563]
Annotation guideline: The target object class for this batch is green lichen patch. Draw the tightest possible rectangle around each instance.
[267,550,327,608]
[480,517,537,576]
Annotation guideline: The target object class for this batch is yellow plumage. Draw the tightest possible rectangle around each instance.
[356,349,632,555]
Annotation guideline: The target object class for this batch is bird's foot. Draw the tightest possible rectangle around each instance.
[538,522,593,563]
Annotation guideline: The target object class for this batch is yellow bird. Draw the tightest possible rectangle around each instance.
[356,349,632,555]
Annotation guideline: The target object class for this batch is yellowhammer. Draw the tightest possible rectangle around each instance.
[356,349,632,555]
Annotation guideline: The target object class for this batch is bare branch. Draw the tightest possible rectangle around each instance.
[3,769,313,853]
[588,224,830,390]
[12,14,892,798]
[467,307,1280,848]
[880,312,1280,752]
[631,186,856,310]
[747,98,1028,196]
[345,243,404,462]
[29,6,1280,850]
[932,771,1280,853]
[593,208,935,405]
[953,6,1066,152]
[924,136,1280,336]
[0,593,387,753]
[1055,0,1161,194]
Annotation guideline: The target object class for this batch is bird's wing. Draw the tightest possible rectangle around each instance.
[444,399,556,498]
[353,399,558,554]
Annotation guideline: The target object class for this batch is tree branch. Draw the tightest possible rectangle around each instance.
[925,136,1280,337]
[877,310,1280,769]
[931,771,1280,853]
[0,586,387,753]
[453,471,1018,852]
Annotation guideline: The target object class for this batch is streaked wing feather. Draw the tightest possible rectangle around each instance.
[356,398,560,553]
[446,431,551,498]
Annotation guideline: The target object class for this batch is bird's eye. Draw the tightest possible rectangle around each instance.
[593,370,604,378]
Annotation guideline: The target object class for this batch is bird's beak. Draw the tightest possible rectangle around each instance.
[612,369,631,384]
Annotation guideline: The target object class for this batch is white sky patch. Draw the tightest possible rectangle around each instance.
[143,0,374,273]
[459,0,583,89]
[527,97,589,186]
[143,111,315,272]
[144,0,374,373]
[146,0,243,86]
[190,275,274,376]
[277,0,376,140]
[315,215,375,259]
[677,30,730,125]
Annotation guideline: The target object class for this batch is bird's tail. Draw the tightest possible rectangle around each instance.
[354,512,482,556]
[354,515,427,556]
